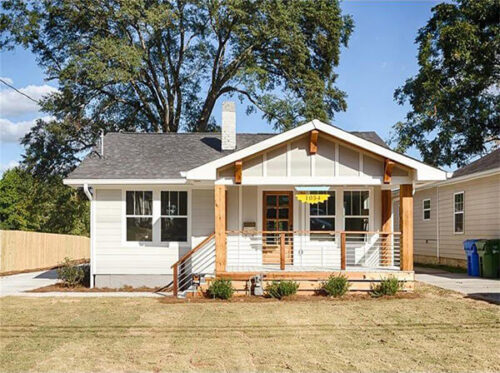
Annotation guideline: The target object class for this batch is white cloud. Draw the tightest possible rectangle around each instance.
[0,77,14,85]
[0,116,53,143]
[0,83,58,117]
[0,160,19,174]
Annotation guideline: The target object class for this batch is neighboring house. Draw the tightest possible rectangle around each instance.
[64,102,447,295]
[397,149,499,269]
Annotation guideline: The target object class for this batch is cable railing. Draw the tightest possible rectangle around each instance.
[226,230,401,270]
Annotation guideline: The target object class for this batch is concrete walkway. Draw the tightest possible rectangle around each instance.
[0,269,171,297]
[415,267,500,304]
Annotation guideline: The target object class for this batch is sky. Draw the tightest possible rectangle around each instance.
[0,0,453,174]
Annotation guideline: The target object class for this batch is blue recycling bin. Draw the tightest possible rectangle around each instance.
[463,240,480,277]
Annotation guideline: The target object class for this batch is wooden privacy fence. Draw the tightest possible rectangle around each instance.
[0,230,90,274]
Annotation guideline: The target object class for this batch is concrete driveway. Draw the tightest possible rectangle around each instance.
[0,269,59,296]
[416,267,500,304]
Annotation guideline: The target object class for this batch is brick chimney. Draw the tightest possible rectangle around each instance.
[221,101,236,151]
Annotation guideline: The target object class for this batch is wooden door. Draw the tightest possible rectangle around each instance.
[262,191,293,265]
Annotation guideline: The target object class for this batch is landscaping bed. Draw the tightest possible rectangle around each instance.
[27,283,164,293]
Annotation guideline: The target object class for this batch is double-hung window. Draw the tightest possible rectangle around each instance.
[454,192,464,233]
[126,191,153,241]
[423,199,431,221]
[161,191,188,242]
[344,190,369,232]
[310,192,335,239]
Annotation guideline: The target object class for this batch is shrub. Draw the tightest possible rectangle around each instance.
[207,279,234,299]
[57,257,85,287]
[321,274,350,297]
[371,276,402,297]
[265,280,299,299]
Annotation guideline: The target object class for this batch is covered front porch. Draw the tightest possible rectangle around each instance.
[213,183,414,278]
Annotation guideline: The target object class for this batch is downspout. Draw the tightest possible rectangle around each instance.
[436,185,440,262]
[83,184,95,288]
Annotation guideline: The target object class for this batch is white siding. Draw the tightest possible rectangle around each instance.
[315,137,336,177]
[94,189,184,275]
[191,189,215,247]
[412,174,500,261]
[338,145,360,176]
[266,145,287,176]
[290,136,311,176]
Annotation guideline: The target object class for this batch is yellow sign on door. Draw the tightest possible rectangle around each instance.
[296,194,330,204]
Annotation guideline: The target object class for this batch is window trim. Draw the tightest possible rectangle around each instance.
[160,190,189,243]
[308,191,336,237]
[125,190,153,243]
[453,191,465,234]
[343,189,370,232]
[422,198,431,221]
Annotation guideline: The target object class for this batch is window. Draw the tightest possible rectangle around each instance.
[161,191,188,242]
[126,191,153,241]
[423,199,431,220]
[344,191,369,232]
[310,192,335,239]
[454,192,464,233]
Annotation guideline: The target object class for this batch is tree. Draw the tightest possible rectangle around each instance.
[0,168,89,235]
[1,0,353,177]
[393,0,499,167]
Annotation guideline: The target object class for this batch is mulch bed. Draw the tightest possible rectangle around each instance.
[0,260,89,277]
[158,291,421,304]
[28,283,164,293]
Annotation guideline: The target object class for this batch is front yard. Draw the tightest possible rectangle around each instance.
[1,284,499,372]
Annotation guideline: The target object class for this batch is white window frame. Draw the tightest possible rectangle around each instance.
[308,191,336,237]
[125,190,153,243]
[343,189,371,232]
[453,191,464,234]
[422,198,431,221]
[160,190,189,243]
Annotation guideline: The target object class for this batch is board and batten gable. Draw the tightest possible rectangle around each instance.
[412,174,500,265]
[93,187,215,277]
[216,133,410,182]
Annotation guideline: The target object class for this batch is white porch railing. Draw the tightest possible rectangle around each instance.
[226,231,400,270]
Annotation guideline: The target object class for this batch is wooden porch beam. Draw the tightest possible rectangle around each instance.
[309,130,319,154]
[384,159,395,184]
[234,160,242,184]
[400,184,413,271]
[214,185,227,273]
[381,190,392,266]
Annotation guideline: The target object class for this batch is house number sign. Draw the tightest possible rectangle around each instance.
[296,194,330,204]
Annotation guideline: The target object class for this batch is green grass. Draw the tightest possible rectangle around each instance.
[0,283,498,372]
[415,262,467,273]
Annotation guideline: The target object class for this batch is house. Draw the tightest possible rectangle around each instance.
[64,102,447,295]
[396,149,499,269]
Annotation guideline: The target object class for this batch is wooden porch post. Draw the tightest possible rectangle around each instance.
[279,233,285,270]
[215,185,227,274]
[399,184,414,271]
[381,190,392,266]
[340,232,346,270]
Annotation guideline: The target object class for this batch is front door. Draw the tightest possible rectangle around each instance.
[262,191,293,265]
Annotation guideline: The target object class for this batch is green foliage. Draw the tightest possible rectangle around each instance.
[207,279,234,300]
[265,280,299,299]
[57,257,85,287]
[0,167,89,235]
[393,0,499,167]
[321,274,350,297]
[371,277,402,297]
[0,0,353,177]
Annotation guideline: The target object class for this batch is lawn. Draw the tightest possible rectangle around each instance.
[1,284,499,372]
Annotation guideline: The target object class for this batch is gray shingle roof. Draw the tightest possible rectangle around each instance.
[67,130,389,180]
[452,148,500,178]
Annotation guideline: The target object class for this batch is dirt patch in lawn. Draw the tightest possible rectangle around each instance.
[27,283,164,293]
